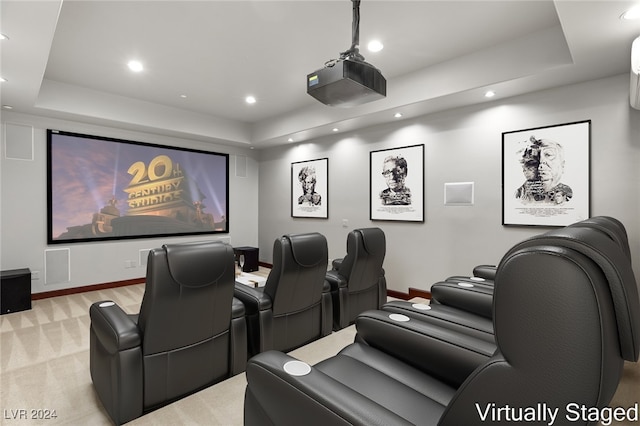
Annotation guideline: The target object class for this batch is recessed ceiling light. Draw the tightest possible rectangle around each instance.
[287,138,294,142]
[0,77,6,83]
[394,112,403,118]
[621,5,640,20]
[332,128,339,132]
[3,105,13,109]
[367,40,384,52]
[0,34,8,41]
[127,60,144,72]
[484,90,496,98]
[179,94,187,99]
[245,95,256,104]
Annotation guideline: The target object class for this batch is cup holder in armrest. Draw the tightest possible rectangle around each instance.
[284,360,312,376]
[388,313,410,322]
[411,303,431,310]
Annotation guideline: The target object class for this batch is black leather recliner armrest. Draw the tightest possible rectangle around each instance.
[89,301,141,354]
[244,350,414,426]
[322,279,331,293]
[354,310,495,387]
[326,270,349,330]
[381,300,494,343]
[89,300,144,424]
[231,296,246,318]
[472,264,497,281]
[324,270,347,290]
[230,297,248,375]
[234,284,274,355]
[233,284,272,314]
[377,268,387,309]
[320,279,333,337]
[430,281,494,319]
[331,257,344,271]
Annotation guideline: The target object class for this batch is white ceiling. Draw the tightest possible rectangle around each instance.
[1,1,639,149]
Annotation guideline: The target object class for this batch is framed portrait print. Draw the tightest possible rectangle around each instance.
[502,120,590,227]
[370,144,424,222]
[291,158,328,218]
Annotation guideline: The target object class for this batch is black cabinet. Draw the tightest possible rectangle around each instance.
[233,247,259,272]
[1,268,32,315]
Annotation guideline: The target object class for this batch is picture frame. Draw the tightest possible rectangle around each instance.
[291,158,328,218]
[502,120,591,227]
[370,144,424,222]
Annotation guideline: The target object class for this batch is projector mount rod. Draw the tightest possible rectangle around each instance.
[340,0,366,62]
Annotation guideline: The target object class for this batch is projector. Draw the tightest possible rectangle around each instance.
[307,58,386,107]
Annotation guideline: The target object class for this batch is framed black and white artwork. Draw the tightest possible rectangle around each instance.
[370,144,424,222]
[502,120,591,227]
[291,158,328,218]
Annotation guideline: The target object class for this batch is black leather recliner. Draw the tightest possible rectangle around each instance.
[384,217,637,349]
[382,294,495,344]
[440,216,629,289]
[233,232,332,355]
[383,277,495,344]
[417,217,628,323]
[244,231,638,425]
[392,216,631,318]
[397,266,496,331]
[89,241,247,425]
[326,227,386,330]
[380,220,640,378]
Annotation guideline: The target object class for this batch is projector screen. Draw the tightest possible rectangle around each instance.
[47,130,229,244]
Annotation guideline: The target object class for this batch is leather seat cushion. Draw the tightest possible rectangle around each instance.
[314,343,456,425]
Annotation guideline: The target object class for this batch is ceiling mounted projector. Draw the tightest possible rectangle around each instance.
[630,36,640,110]
[307,0,386,107]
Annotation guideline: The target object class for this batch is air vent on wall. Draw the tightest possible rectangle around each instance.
[444,182,475,206]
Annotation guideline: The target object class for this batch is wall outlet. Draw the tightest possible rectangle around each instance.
[342,219,349,228]
[124,260,136,268]
[32,270,40,280]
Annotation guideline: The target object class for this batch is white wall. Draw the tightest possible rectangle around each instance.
[2,74,638,296]
[0,113,260,294]
[258,74,640,293]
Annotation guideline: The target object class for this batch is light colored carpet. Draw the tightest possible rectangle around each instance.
[0,268,356,426]
[1,274,638,425]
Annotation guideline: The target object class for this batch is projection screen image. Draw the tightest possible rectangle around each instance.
[47,130,229,244]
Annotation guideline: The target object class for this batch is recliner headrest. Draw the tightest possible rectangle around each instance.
[569,216,631,260]
[504,224,639,362]
[164,241,230,288]
[356,228,385,256]
[285,233,328,267]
